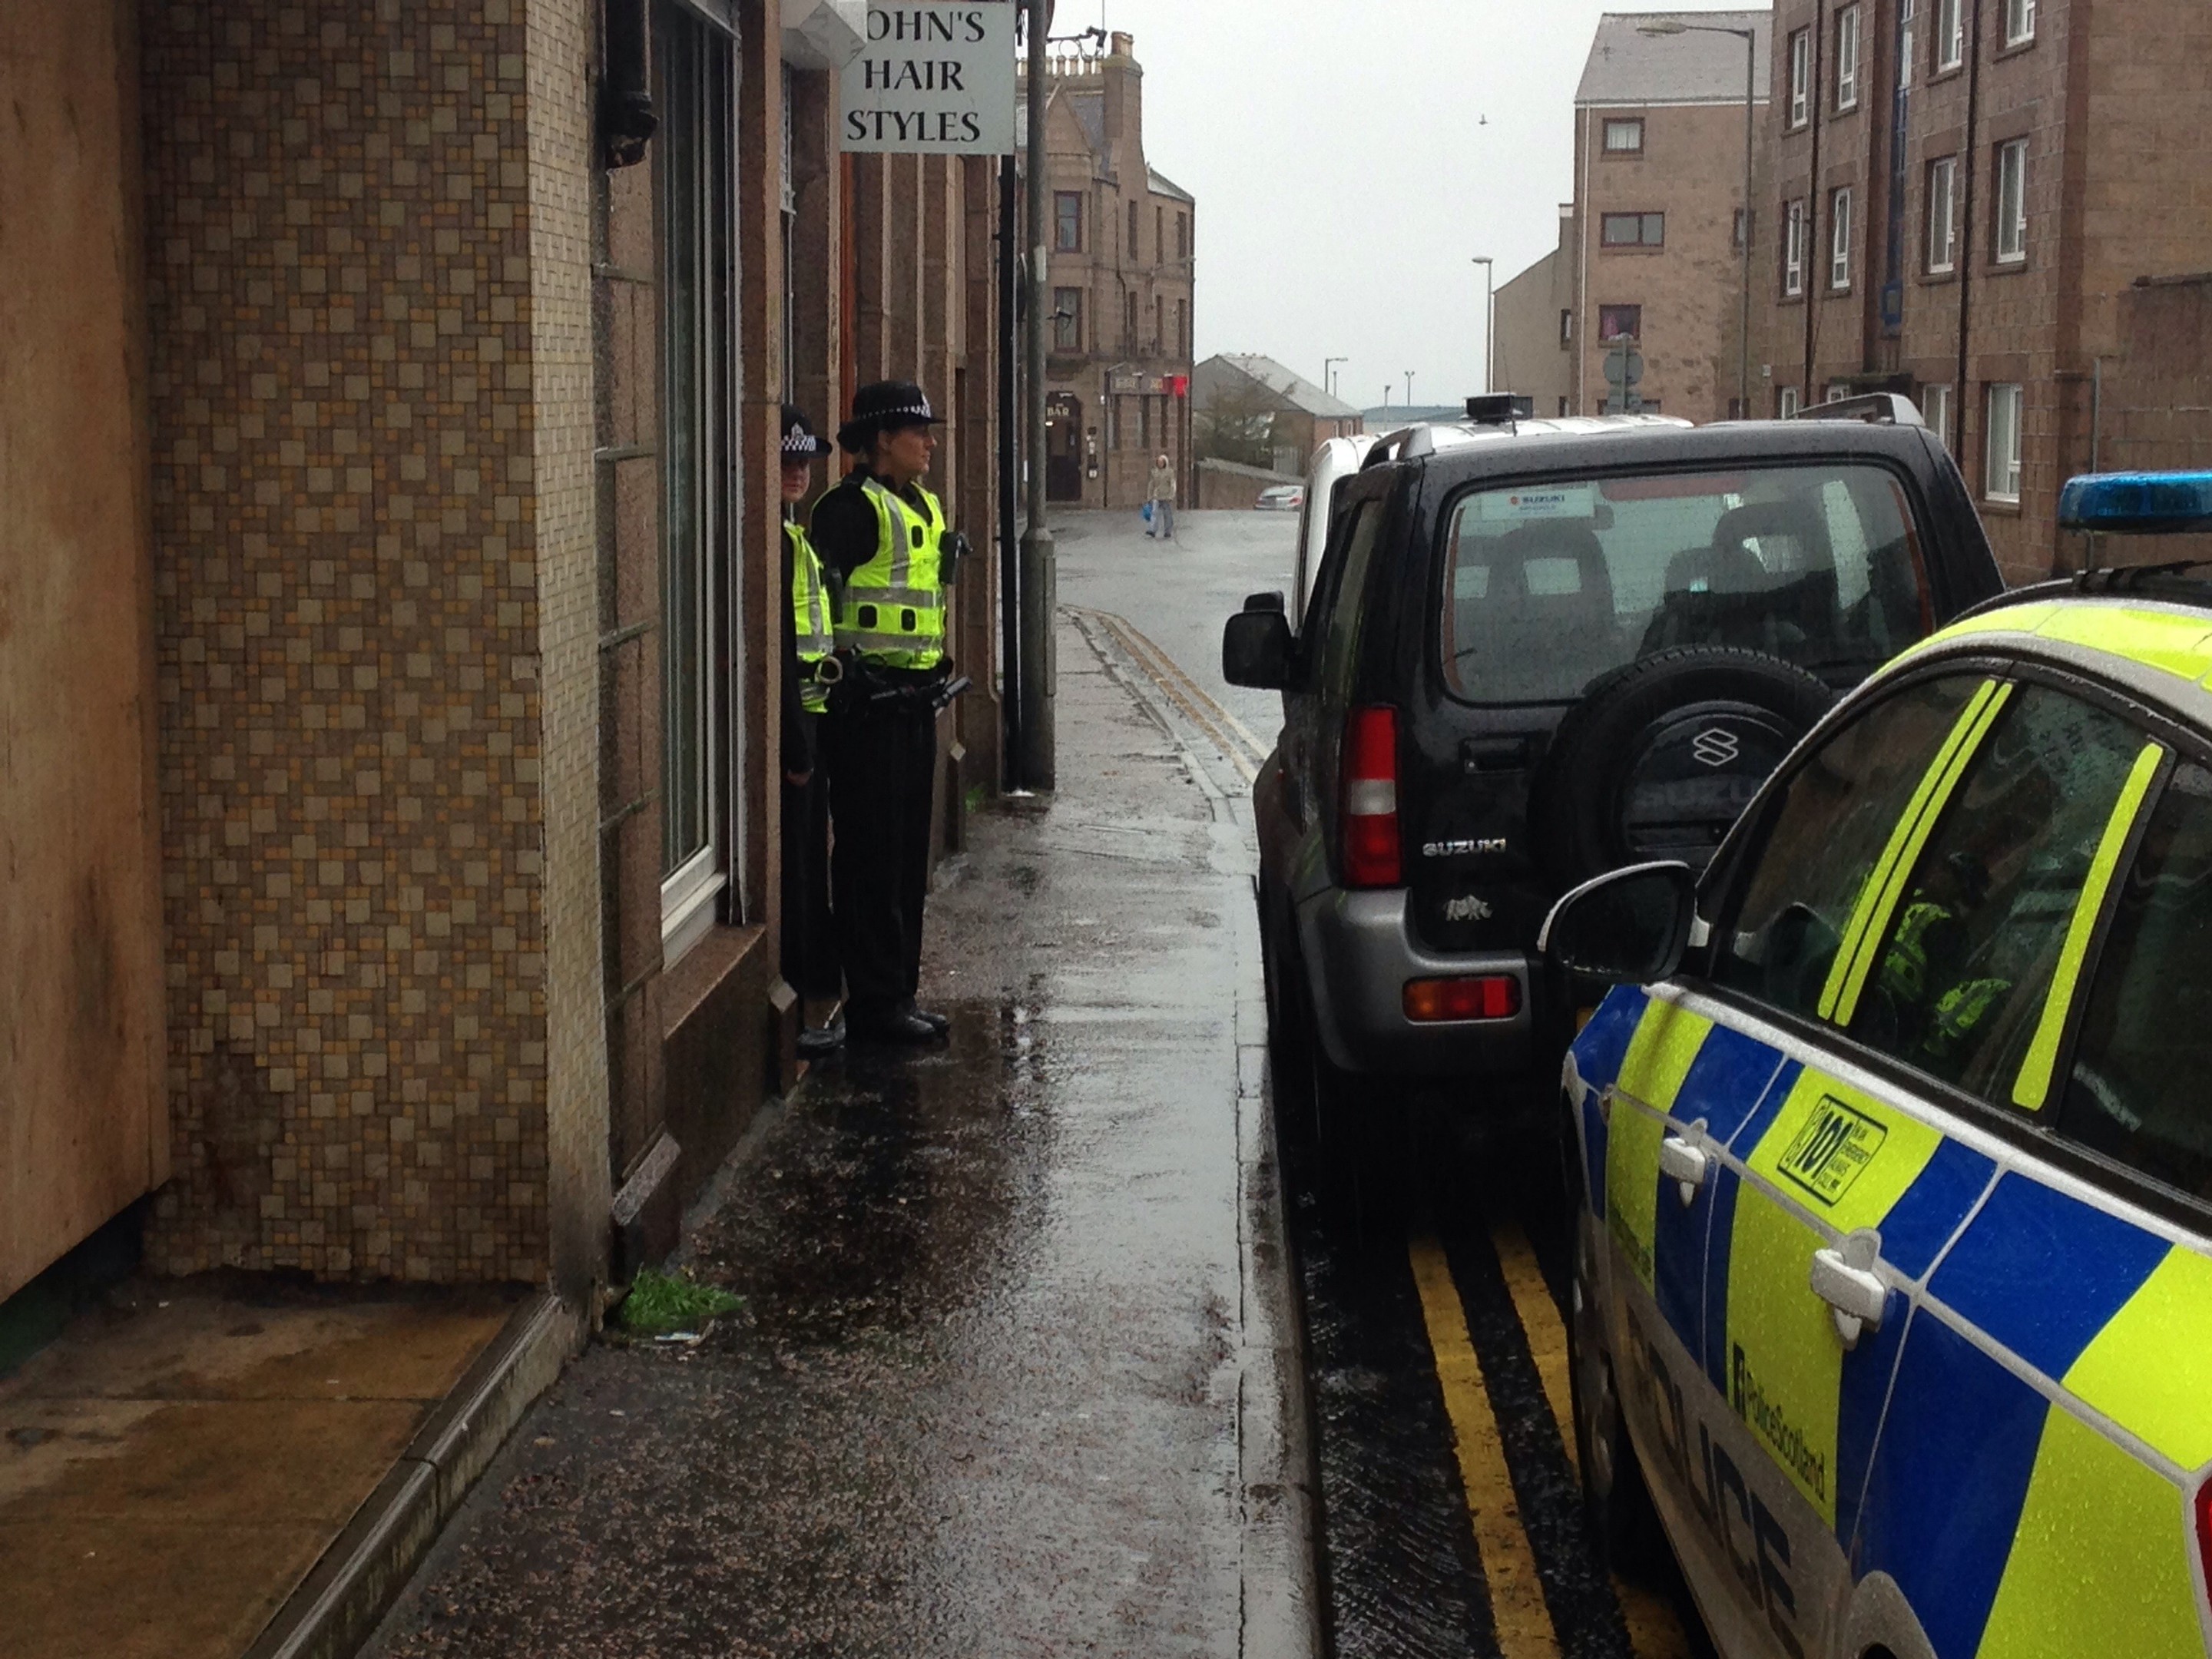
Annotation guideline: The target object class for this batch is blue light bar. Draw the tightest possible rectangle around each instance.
[2059,472,2212,535]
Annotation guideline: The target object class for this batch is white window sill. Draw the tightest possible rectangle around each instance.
[662,849,728,969]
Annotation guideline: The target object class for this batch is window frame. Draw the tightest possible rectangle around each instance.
[1783,197,1807,296]
[1127,196,1140,257]
[1054,190,1084,253]
[1995,138,2030,264]
[1936,0,1965,70]
[1052,285,1084,353]
[1603,117,1646,155]
[1985,382,2025,504]
[1598,303,1644,343]
[1830,186,1855,290]
[1836,5,1863,110]
[2004,0,2037,48]
[656,3,740,965]
[1921,382,1952,452]
[1601,210,1667,249]
[1789,29,1812,127]
[1926,155,1959,274]
[1780,386,1802,419]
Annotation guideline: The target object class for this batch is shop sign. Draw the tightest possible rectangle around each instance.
[841,2,1017,154]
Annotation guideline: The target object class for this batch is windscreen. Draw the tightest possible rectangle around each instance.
[1439,465,1931,704]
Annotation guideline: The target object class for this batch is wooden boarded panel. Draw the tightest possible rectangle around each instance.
[0,0,169,1300]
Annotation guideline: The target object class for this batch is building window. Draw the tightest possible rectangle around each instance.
[2005,0,2036,47]
[1128,197,1140,257]
[1836,7,1862,109]
[1937,0,1965,70]
[1053,286,1083,353]
[1780,386,1802,419]
[1783,198,1806,296]
[657,5,737,962]
[1177,299,1189,358]
[1604,118,1645,154]
[1986,383,2024,502]
[1601,211,1667,248]
[1560,308,1575,347]
[1789,30,1811,126]
[1155,204,1164,262]
[1827,382,1852,403]
[1055,190,1083,253]
[1598,304,1642,343]
[1921,382,1952,451]
[1177,213,1190,260]
[1734,207,1750,249]
[1124,289,1137,349]
[1154,294,1164,353]
[1899,0,1917,88]
[1995,139,2029,263]
[1831,187,1854,289]
[1927,156,1959,273]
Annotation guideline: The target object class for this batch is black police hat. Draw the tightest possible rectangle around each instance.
[780,404,825,460]
[837,380,942,452]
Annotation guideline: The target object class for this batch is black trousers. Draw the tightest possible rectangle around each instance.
[779,755,838,1003]
[823,698,939,1019]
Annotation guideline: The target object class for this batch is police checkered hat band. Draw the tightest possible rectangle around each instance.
[779,403,823,458]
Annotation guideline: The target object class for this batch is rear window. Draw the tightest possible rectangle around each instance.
[1439,465,1932,704]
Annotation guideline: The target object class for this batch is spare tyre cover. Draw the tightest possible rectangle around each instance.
[1531,646,1837,887]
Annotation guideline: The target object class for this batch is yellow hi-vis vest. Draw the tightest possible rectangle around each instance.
[786,520,835,714]
[836,476,947,671]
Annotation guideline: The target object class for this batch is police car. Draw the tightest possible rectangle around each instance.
[1542,472,2212,1659]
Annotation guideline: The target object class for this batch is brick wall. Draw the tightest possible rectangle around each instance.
[141,0,563,1283]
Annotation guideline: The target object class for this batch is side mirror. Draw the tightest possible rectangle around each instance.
[1243,591,1286,614]
[1538,861,1697,985]
[1224,607,1295,690]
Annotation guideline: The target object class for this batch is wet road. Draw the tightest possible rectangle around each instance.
[1058,512,1715,1659]
[366,569,1313,1657]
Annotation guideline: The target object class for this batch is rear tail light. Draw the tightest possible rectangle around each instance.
[1404,975,1523,1023]
[2194,1479,2212,1614]
[1341,705,1403,889]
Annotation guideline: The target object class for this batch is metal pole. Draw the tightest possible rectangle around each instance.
[998,151,1021,776]
[1018,0,1056,789]
[1740,30,1754,418]
[1485,263,1495,395]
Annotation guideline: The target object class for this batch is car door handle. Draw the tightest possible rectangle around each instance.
[1810,1228,1889,1349]
[1659,1123,1710,1207]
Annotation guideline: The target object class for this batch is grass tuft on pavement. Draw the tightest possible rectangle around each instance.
[615,1270,742,1334]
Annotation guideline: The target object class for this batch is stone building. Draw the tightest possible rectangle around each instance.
[1022,33,1198,511]
[1762,0,2212,580]
[2,0,1005,1314]
[1493,214,1577,419]
[1558,12,1776,425]
[1190,354,1363,479]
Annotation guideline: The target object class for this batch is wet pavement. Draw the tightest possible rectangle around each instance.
[366,573,1313,1658]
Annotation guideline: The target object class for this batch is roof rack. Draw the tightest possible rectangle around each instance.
[1949,565,2212,627]
[1790,392,1926,428]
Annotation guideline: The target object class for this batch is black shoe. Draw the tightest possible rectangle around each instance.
[911,1007,951,1038]
[849,1009,942,1046]
[796,1018,845,1058]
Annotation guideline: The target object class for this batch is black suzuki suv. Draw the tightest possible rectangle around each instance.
[1222,397,2005,1141]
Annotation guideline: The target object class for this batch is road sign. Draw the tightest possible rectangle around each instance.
[1603,347,1645,389]
[842,2,1018,155]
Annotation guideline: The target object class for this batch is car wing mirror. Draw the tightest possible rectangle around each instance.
[1243,590,1286,614]
[1538,861,1698,985]
[1223,607,1295,690]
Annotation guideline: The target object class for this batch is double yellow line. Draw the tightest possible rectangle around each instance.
[1409,1227,1692,1659]
[1075,607,1270,785]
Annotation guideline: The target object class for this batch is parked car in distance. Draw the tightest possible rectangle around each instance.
[1256,484,1306,512]
[1222,394,2006,1177]
[1546,469,2212,1659]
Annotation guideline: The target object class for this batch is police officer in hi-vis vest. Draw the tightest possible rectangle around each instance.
[778,405,844,1058]
[808,381,957,1047]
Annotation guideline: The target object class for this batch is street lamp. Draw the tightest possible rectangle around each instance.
[1405,369,1416,406]
[1472,257,1495,396]
[1323,356,1348,401]
[1638,18,1758,419]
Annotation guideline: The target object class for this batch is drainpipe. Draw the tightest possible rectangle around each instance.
[1803,0,1826,399]
[1576,105,1591,416]
[1954,0,1984,463]
[601,0,657,170]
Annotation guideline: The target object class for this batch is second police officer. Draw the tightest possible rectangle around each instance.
[808,381,960,1048]
[779,405,844,1058]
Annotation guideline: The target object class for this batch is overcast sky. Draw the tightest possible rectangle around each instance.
[1081,0,1761,412]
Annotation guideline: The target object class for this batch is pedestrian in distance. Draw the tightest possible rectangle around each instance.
[1146,452,1177,541]
[806,381,961,1048]
[779,406,845,1059]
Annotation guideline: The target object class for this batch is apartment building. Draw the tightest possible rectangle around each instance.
[1563,12,1776,424]
[1765,0,2212,578]
[1024,34,1199,510]
[2,0,1005,1313]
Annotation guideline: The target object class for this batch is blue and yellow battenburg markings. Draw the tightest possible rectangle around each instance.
[1569,991,2212,1659]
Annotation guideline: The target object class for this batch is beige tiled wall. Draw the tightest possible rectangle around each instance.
[141,0,573,1284]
